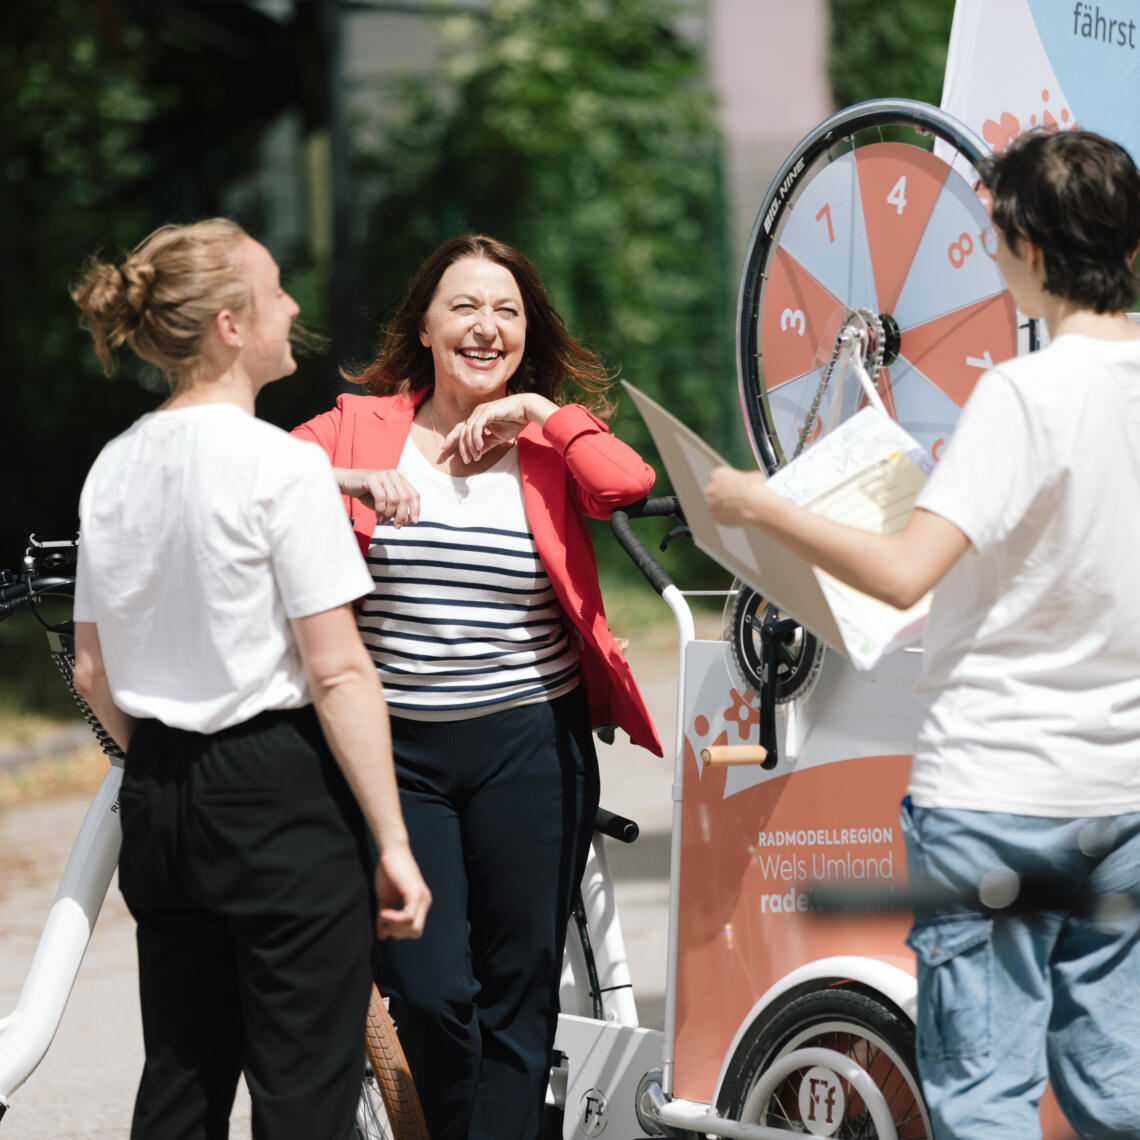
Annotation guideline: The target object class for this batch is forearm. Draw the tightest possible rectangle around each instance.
[710,467,970,610]
[308,664,409,853]
[84,677,136,753]
[73,622,135,752]
[292,604,427,936]
[544,404,655,514]
[743,491,920,609]
[332,468,365,497]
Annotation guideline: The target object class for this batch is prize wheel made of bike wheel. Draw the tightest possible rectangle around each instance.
[718,987,931,1138]
[738,98,1025,474]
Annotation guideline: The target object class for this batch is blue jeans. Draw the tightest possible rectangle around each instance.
[902,802,1140,1140]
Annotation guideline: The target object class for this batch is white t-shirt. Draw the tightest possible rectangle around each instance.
[909,334,1140,817]
[73,404,372,734]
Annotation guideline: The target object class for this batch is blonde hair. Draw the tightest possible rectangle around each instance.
[71,218,251,389]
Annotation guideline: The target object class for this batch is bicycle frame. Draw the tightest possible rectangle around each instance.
[0,542,126,1120]
[0,767,123,1118]
[0,547,418,1140]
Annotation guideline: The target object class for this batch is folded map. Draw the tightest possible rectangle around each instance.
[624,381,932,670]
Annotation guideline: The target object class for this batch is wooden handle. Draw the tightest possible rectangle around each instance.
[700,745,769,767]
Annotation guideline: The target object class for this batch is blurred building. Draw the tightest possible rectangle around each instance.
[707,0,833,270]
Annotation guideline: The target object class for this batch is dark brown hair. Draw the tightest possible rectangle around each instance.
[344,234,613,418]
[71,218,251,389]
[976,129,1140,313]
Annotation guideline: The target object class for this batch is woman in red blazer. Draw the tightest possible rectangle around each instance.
[293,234,661,1140]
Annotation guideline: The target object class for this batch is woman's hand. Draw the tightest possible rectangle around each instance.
[336,468,420,527]
[374,842,432,940]
[705,465,771,527]
[439,393,558,464]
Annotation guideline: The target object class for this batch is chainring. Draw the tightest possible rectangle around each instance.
[725,584,825,705]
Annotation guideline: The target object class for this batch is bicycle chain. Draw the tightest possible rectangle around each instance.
[49,639,127,762]
[793,336,844,460]
[792,308,886,461]
[862,307,886,388]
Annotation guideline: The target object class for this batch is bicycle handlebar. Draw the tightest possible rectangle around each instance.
[0,576,76,619]
[0,537,78,621]
[608,496,683,597]
[594,807,639,844]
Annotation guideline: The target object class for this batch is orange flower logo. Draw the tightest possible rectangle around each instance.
[725,688,760,741]
[983,91,1077,155]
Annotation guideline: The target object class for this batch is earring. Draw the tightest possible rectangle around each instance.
[236,339,244,349]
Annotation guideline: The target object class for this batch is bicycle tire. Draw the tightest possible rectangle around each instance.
[718,986,931,1138]
[737,97,1026,474]
[364,984,431,1140]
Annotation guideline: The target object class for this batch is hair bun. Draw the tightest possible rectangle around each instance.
[120,259,156,317]
[73,261,134,329]
[72,216,249,381]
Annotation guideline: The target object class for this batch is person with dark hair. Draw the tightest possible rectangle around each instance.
[70,218,430,1140]
[705,129,1140,1138]
[979,127,1140,315]
[293,233,662,1139]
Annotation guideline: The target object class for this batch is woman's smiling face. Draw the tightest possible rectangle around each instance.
[419,255,527,406]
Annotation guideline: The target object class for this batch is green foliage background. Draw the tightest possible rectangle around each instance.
[1,0,317,716]
[1,0,739,712]
[349,0,741,579]
[3,2,160,545]
[1,0,964,716]
[828,0,956,107]
[1,0,306,546]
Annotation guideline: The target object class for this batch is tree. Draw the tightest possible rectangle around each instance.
[0,0,328,715]
[828,0,956,109]
[0,0,310,549]
[353,0,739,478]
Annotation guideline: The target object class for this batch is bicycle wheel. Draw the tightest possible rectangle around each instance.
[363,984,431,1140]
[356,1070,395,1140]
[718,987,931,1138]
[738,98,1023,474]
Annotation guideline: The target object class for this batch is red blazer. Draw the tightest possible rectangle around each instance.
[292,391,663,756]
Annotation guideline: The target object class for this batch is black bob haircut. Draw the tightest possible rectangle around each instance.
[976,129,1140,313]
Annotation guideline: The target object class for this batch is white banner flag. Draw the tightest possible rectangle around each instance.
[941,0,1140,160]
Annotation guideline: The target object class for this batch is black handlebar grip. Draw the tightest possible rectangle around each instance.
[625,496,683,520]
[609,496,681,597]
[594,807,639,844]
[0,575,74,619]
[0,580,31,614]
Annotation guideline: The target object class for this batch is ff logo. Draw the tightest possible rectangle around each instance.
[578,1088,608,1136]
[797,1066,846,1137]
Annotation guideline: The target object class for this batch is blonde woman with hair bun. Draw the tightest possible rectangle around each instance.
[70,219,430,1140]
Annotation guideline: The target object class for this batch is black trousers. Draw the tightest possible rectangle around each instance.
[117,707,373,1140]
[374,688,600,1140]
